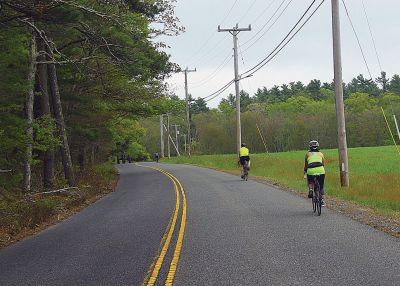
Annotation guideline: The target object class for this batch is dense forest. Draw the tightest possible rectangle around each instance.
[141,72,400,156]
[0,0,182,192]
[1,1,399,194]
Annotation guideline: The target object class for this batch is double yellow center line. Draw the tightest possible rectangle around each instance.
[138,165,187,286]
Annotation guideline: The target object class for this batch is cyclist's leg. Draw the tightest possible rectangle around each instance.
[318,174,326,206]
[307,175,314,198]
[244,160,249,176]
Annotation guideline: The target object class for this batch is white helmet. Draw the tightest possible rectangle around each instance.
[309,140,319,150]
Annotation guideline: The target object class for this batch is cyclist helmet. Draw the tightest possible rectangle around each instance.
[309,140,319,151]
[241,143,247,147]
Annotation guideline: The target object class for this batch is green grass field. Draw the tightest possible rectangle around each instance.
[163,146,400,215]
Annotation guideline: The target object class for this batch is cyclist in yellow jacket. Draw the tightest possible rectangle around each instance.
[304,140,326,206]
[239,143,250,179]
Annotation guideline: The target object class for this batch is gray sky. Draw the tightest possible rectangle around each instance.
[160,0,400,107]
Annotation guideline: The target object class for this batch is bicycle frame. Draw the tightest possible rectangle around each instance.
[311,175,322,215]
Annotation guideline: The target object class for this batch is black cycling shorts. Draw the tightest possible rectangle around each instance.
[307,174,325,195]
[239,156,250,165]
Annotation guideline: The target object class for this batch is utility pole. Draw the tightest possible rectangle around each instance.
[331,0,349,187]
[160,114,165,158]
[218,24,251,156]
[166,113,171,159]
[171,124,181,156]
[183,67,196,158]
[162,123,180,156]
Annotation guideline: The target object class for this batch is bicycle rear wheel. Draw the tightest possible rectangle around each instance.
[243,162,249,181]
[315,181,322,216]
[312,195,317,213]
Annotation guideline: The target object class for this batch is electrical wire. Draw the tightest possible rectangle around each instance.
[201,0,325,105]
[243,0,325,77]
[220,0,239,25]
[191,52,233,87]
[252,0,278,25]
[341,0,373,79]
[238,0,258,23]
[361,0,383,72]
[238,39,254,94]
[240,0,288,47]
[183,0,238,66]
[204,80,235,102]
[241,0,294,53]
[242,0,318,77]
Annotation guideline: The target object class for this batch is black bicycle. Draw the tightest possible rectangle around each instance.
[311,175,322,216]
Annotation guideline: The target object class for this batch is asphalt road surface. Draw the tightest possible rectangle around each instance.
[0,163,399,286]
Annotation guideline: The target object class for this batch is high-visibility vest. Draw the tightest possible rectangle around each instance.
[239,147,249,157]
[306,152,325,175]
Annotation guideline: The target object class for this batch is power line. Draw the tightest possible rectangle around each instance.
[241,0,288,48]
[220,0,239,25]
[204,80,235,102]
[252,0,278,24]
[202,0,325,105]
[341,0,373,79]
[361,0,383,72]
[241,0,294,53]
[243,0,325,77]
[242,0,318,77]
[238,0,258,23]
[184,0,238,66]
[191,52,233,87]
[238,39,254,94]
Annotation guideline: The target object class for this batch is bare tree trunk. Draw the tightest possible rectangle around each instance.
[46,46,76,187]
[23,29,37,192]
[78,145,85,171]
[37,38,54,190]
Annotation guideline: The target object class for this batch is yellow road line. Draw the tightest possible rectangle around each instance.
[137,165,180,286]
[165,174,187,286]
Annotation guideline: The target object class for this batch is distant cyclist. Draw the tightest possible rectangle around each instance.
[304,140,326,206]
[239,143,250,179]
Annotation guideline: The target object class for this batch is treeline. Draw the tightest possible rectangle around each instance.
[0,0,181,192]
[141,73,400,155]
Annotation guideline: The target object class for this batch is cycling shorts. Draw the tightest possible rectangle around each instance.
[239,156,250,165]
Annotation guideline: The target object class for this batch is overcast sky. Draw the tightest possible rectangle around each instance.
[160,0,400,107]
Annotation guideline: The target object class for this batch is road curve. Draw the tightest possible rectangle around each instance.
[0,163,399,286]
[0,164,177,286]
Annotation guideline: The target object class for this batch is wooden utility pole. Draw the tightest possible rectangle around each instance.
[183,67,196,158]
[171,124,181,156]
[218,24,251,156]
[331,0,349,187]
[160,114,165,158]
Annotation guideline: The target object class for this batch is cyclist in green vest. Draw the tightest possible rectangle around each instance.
[239,143,250,179]
[304,140,326,206]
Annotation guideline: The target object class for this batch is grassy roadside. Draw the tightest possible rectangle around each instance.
[0,163,118,249]
[163,146,400,217]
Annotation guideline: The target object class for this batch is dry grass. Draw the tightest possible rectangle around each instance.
[0,163,118,249]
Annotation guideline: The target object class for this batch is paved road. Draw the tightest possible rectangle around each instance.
[0,163,399,286]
